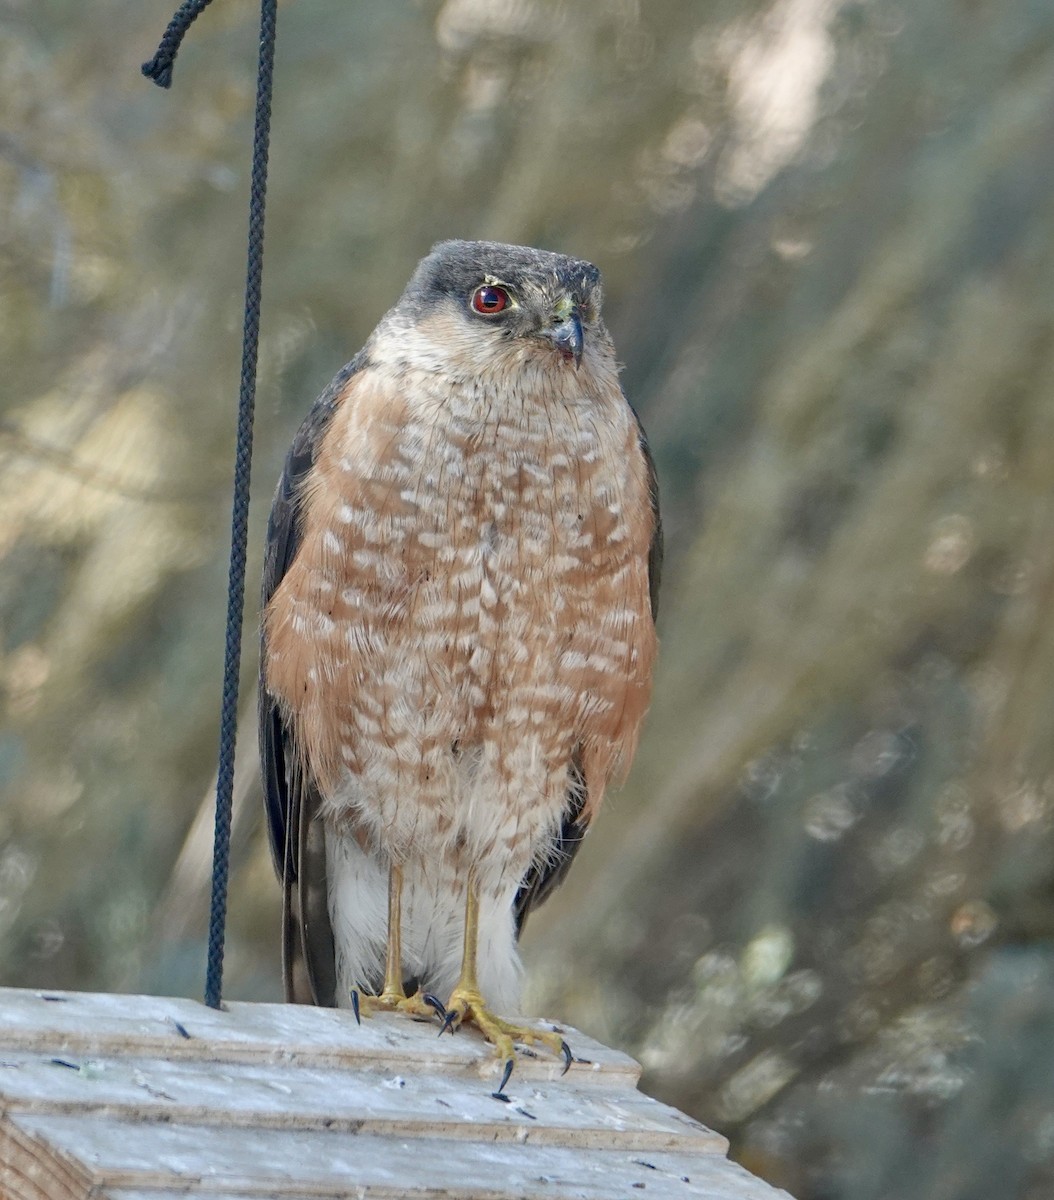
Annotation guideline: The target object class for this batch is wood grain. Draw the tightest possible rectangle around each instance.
[0,987,792,1200]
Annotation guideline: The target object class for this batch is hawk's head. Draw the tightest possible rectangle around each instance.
[390,240,609,375]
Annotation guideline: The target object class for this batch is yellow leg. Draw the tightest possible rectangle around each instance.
[353,864,442,1022]
[379,863,407,1003]
[443,868,572,1096]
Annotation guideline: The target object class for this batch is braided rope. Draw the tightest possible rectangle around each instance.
[141,0,217,89]
[143,0,279,1009]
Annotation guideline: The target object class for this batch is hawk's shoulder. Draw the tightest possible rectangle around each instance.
[261,353,366,614]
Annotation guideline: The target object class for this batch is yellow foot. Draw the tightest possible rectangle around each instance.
[440,986,573,1098]
[351,988,445,1024]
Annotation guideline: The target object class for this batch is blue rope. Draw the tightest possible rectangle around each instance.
[143,0,279,1009]
[142,0,217,89]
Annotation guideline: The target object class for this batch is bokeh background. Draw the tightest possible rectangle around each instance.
[3,1,1054,1196]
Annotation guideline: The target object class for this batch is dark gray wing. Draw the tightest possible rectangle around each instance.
[514,410,662,934]
[634,406,663,622]
[259,355,364,1005]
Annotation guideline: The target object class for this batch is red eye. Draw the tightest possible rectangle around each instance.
[471,284,510,314]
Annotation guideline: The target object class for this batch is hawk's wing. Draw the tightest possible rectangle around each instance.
[260,356,364,1006]
[514,408,662,933]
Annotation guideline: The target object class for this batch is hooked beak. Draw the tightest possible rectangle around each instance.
[547,306,584,368]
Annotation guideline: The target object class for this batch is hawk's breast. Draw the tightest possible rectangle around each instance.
[264,363,656,885]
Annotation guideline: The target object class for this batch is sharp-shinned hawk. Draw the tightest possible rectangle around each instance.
[259,240,661,1083]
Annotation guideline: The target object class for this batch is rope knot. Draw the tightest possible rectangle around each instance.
[142,0,217,89]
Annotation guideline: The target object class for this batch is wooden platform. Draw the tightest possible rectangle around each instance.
[0,987,791,1199]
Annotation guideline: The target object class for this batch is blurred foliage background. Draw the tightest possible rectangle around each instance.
[2,0,1054,1196]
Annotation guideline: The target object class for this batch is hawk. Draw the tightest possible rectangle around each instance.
[259,240,661,1085]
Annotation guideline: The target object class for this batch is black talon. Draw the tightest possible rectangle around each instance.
[560,1040,573,1075]
[351,990,361,1025]
[422,993,446,1019]
[439,1009,459,1037]
[491,1056,514,1099]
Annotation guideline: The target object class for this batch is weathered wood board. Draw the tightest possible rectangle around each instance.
[0,987,793,1199]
